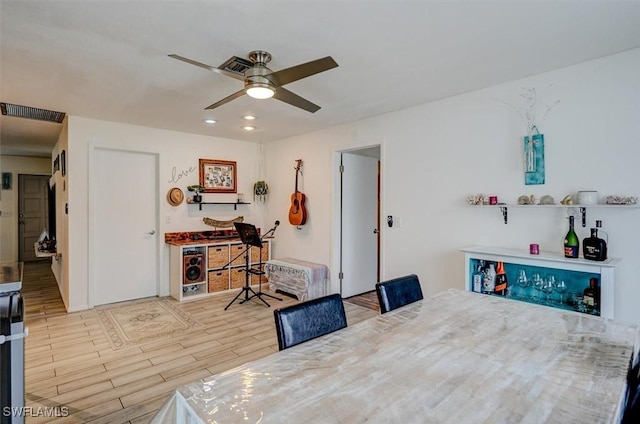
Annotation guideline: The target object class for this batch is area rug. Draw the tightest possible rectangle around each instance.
[95,298,201,350]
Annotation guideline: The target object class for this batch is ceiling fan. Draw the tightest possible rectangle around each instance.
[169,50,338,113]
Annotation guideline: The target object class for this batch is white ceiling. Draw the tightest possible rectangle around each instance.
[1,1,639,157]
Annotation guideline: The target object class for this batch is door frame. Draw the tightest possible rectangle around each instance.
[87,145,161,308]
[332,143,384,296]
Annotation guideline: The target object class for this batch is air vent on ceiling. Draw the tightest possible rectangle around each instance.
[0,102,66,123]
[217,56,253,75]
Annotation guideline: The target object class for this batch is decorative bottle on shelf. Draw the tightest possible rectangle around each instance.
[472,263,484,293]
[483,262,496,294]
[583,227,607,261]
[494,261,508,296]
[583,277,600,311]
[563,216,579,258]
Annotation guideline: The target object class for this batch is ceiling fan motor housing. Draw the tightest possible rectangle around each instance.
[245,53,277,95]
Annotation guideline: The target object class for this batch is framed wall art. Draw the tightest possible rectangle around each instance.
[53,155,60,173]
[1,172,11,190]
[199,159,237,193]
[61,150,66,176]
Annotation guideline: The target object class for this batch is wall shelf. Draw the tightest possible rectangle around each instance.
[189,202,251,211]
[472,204,639,225]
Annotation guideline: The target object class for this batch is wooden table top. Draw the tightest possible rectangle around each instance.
[152,289,639,423]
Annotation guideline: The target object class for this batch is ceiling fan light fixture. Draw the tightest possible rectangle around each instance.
[246,84,275,99]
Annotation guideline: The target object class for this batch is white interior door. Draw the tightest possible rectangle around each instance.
[340,152,379,297]
[92,148,158,306]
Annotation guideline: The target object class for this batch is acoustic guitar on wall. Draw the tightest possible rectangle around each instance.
[288,159,307,226]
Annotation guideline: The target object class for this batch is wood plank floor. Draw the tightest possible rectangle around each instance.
[344,290,379,312]
[21,261,378,423]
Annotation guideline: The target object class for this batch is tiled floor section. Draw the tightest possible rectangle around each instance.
[21,261,378,423]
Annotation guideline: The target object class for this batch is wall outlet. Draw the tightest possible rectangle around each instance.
[1,211,13,217]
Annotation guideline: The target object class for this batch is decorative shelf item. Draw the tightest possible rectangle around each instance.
[187,185,205,203]
[605,195,638,205]
[202,216,244,229]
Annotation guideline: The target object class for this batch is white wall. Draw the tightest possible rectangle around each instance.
[50,119,69,304]
[64,117,263,311]
[0,155,51,262]
[263,49,640,324]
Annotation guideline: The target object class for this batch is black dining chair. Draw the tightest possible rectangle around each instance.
[622,357,640,423]
[273,293,347,351]
[375,274,423,314]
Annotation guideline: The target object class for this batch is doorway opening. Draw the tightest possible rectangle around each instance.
[18,174,52,262]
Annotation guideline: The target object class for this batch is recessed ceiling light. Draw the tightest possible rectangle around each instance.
[242,126,256,131]
[242,115,256,120]
[203,119,217,124]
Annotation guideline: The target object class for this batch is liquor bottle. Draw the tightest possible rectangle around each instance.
[494,261,508,296]
[472,263,484,293]
[583,277,600,311]
[583,228,607,261]
[483,262,496,294]
[564,216,579,258]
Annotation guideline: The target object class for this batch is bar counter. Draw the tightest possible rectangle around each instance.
[152,288,639,423]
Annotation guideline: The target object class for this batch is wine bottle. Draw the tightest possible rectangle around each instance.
[472,263,484,293]
[494,261,508,296]
[564,216,579,258]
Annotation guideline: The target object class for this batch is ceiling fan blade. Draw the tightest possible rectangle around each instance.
[267,56,338,87]
[273,87,321,113]
[169,54,244,81]
[205,89,246,110]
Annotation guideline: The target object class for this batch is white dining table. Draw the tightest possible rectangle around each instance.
[151,288,639,423]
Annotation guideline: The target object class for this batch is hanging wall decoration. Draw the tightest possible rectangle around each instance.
[497,87,559,186]
[1,172,12,190]
[253,143,268,202]
[524,126,545,185]
[253,180,269,202]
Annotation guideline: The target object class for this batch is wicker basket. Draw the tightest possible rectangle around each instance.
[208,270,229,292]
[208,245,229,269]
[229,244,246,267]
[250,242,269,264]
[230,268,247,289]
